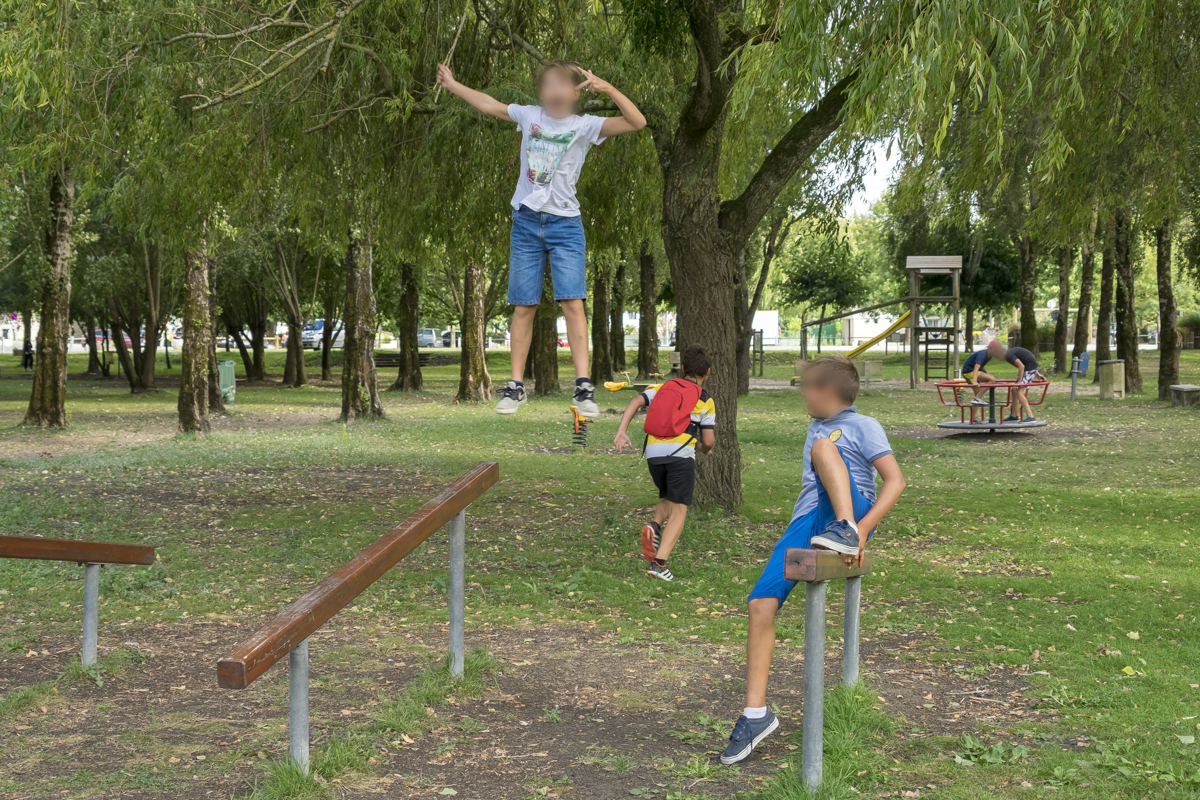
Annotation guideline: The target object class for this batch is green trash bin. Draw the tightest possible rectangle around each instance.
[217,360,237,404]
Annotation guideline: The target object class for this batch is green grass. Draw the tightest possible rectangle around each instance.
[2,348,1200,798]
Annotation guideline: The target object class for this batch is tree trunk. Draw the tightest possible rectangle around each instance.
[1073,231,1096,362]
[1094,221,1114,382]
[84,314,102,375]
[661,117,745,507]
[283,323,306,387]
[816,304,826,354]
[1156,220,1179,399]
[636,241,659,379]
[207,296,226,414]
[1052,246,1071,374]
[1017,235,1038,352]
[110,321,137,390]
[340,229,385,421]
[590,265,612,383]
[231,329,254,377]
[736,249,751,396]
[531,267,559,395]
[610,257,626,373]
[250,323,266,380]
[964,307,975,349]
[320,292,337,381]
[456,258,491,403]
[24,168,74,428]
[178,240,211,434]
[1113,208,1141,393]
[389,260,423,391]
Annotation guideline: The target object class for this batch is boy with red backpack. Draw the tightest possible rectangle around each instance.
[613,345,715,581]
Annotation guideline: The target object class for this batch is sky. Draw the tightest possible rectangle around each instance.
[844,140,900,217]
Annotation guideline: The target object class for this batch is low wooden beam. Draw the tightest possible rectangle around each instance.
[0,534,155,566]
[218,461,500,690]
[784,548,873,582]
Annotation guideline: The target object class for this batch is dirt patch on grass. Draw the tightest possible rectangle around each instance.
[890,424,1128,443]
[0,619,1060,799]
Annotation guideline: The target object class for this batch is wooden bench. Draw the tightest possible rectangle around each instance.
[374,352,431,369]
[218,462,499,772]
[0,535,156,666]
[1169,384,1200,408]
[783,548,874,790]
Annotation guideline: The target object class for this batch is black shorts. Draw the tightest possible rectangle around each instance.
[648,458,696,506]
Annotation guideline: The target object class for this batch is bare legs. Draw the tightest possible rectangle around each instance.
[652,498,688,560]
[560,298,589,380]
[509,298,590,383]
[745,597,780,708]
[809,437,854,522]
[971,371,995,399]
[741,438,857,708]
[509,304,537,383]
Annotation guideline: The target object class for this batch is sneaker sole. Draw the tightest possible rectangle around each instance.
[646,569,675,582]
[574,404,599,418]
[495,399,528,415]
[640,525,657,561]
[720,716,779,765]
[810,535,859,556]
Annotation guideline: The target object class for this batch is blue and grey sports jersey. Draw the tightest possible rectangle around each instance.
[790,406,893,522]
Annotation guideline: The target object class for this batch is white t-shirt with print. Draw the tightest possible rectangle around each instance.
[507,104,606,217]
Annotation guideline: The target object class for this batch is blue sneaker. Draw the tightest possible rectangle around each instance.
[1022,415,1036,423]
[810,519,860,556]
[720,711,779,765]
[1004,414,1020,422]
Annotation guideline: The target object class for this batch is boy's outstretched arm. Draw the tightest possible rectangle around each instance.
[437,64,513,122]
[613,394,647,451]
[849,454,905,567]
[575,69,647,136]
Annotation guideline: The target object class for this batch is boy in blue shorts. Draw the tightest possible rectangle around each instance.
[437,60,646,417]
[721,356,906,765]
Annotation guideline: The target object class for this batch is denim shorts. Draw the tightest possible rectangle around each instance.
[508,206,587,306]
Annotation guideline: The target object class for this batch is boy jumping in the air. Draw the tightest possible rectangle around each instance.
[721,356,905,765]
[436,60,646,417]
[961,340,1005,404]
[613,345,716,582]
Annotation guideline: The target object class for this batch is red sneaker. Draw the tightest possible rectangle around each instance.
[641,522,661,561]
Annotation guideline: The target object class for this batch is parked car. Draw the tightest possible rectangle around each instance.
[85,329,133,349]
[557,337,569,348]
[418,328,439,348]
[301,319,345,350]
[442,330,454,348]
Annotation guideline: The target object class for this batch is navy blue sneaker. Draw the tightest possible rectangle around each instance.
[720,711,779,765]
[1004,414,1020,422]
[810,519,860,556]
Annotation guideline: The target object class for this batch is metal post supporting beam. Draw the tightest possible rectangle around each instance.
[449,509,466,678]
[289,640,310,772]
[802,580,828,791]
[842,576,861,686]
[82,563,99,667]
[1070,356,1080,401]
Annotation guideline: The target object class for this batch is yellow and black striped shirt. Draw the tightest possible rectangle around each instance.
[639,382,716,461]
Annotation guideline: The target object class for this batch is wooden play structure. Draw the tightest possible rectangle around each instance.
[800,256,962,388]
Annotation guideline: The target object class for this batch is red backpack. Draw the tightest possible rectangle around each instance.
[644,379,703,452]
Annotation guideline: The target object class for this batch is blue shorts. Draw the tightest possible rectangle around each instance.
[507,206,587,306]
[748,450,876,607]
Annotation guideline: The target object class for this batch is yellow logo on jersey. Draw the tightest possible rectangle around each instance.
[828,429,843,443]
